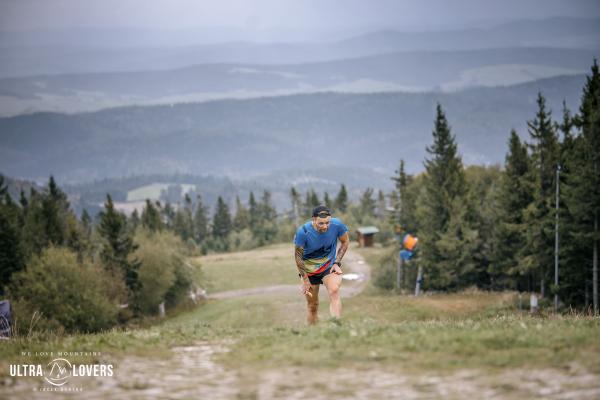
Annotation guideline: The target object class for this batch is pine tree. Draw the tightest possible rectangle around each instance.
[563,59,600,312]
[98,194,140,293]
[248,191,259,232]
[20,189,47,257]
[18,189,27,209]
[212,197,232,239]
[334,184,349,213]
[522,92,560,297]
[491,130,534,289]
[555,101,587,306]
[303,191,311,218]
[173,207,194,242]
[141,199,163,232]
[308,189,320,211]
[390,160,419,235]
[0,175,6,198]
[162,202,176,229]
[43,176,70,246]
[0,176,24,293]
[417,103,466,290]
[258,190,278,244]
[390,159,407,231]
[129,209,141,232]
[359,188,376,220]
[376,189,386,220]
[193,195,209,244]
[19,176,78,257]
[233,196,250,232]
[436,193,481,289]
[81,209,92,236]
[290,187,302,225]
[324,192,333,209]
[581,59,600,314]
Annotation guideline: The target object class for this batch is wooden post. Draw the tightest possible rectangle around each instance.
[530,293,539,314]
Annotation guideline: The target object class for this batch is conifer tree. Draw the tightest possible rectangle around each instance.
[233,196,250,232]
[193,195,209,244]
[324,192,333,209]
[359,188,376,219]
[417,103,466,289]
[257,190,278,244]
[490,131,533,289]
[522,93,560,296]
[162,202,176,229]
[212,197,232,239]
[98,194,140,293]
[0,176,24,293]
[308,189,320,211]
[141,199,163,232]
[289,187,302,225]
[390,160,408,230]
[334,184,349,213]
[563,60,600,312]
[129,209,140,232]
[376,189,386,220]
[248,191,259,230]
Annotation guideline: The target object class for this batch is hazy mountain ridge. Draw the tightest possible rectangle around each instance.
[0,74,586,186]
[0,46,595,116]
[0,16,598,79]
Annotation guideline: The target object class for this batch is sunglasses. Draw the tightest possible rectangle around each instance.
[315,212,331,218]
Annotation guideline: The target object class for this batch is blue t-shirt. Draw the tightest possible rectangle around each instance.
[294,217,348,274]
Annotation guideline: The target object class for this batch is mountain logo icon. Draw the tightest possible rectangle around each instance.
[44,358,72,386]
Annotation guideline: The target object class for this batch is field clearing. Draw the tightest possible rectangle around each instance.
[191,243,298,293]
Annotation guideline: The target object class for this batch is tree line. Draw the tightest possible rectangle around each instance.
[0,178,196,333]
[385,60,599,313]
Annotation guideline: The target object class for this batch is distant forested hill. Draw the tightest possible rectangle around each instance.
[0,74,587,184]
[0,47,595,116]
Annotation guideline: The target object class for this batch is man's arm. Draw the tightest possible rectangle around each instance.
[295,245,312,295]
[331,232,349,274]
[295,245,309,277]
[335,232,350,265]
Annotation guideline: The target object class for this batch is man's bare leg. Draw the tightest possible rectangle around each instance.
[323,273,342,319]
[305,284,320,325]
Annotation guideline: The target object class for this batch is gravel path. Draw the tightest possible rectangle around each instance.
[208,249,371,300]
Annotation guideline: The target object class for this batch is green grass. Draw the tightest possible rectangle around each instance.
[203,290,600,374]
[2,244,600,383]
[191,243,297,293]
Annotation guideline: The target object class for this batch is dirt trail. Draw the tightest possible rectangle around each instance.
[208,249,371,300]
[5,249,600,399]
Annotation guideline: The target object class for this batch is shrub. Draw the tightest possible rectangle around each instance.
[372,247,401,291]
[133,229,195,314]
[229,228,259,252]
[8,246,120,333]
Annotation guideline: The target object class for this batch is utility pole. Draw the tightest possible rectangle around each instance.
[415,265,423,296]
[555,164,560,312]
[396,253,403,292]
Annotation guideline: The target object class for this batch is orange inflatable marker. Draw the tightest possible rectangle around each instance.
[403,234,418,251]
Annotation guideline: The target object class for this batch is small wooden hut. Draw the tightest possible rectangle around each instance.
[356,226,379,247]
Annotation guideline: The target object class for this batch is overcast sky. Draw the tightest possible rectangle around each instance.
[1,0,599,30]
[1,0,599,45]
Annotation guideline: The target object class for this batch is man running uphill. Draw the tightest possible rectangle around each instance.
[294,205,349,325]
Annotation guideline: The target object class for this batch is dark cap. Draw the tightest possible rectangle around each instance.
[312,205,332,218]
